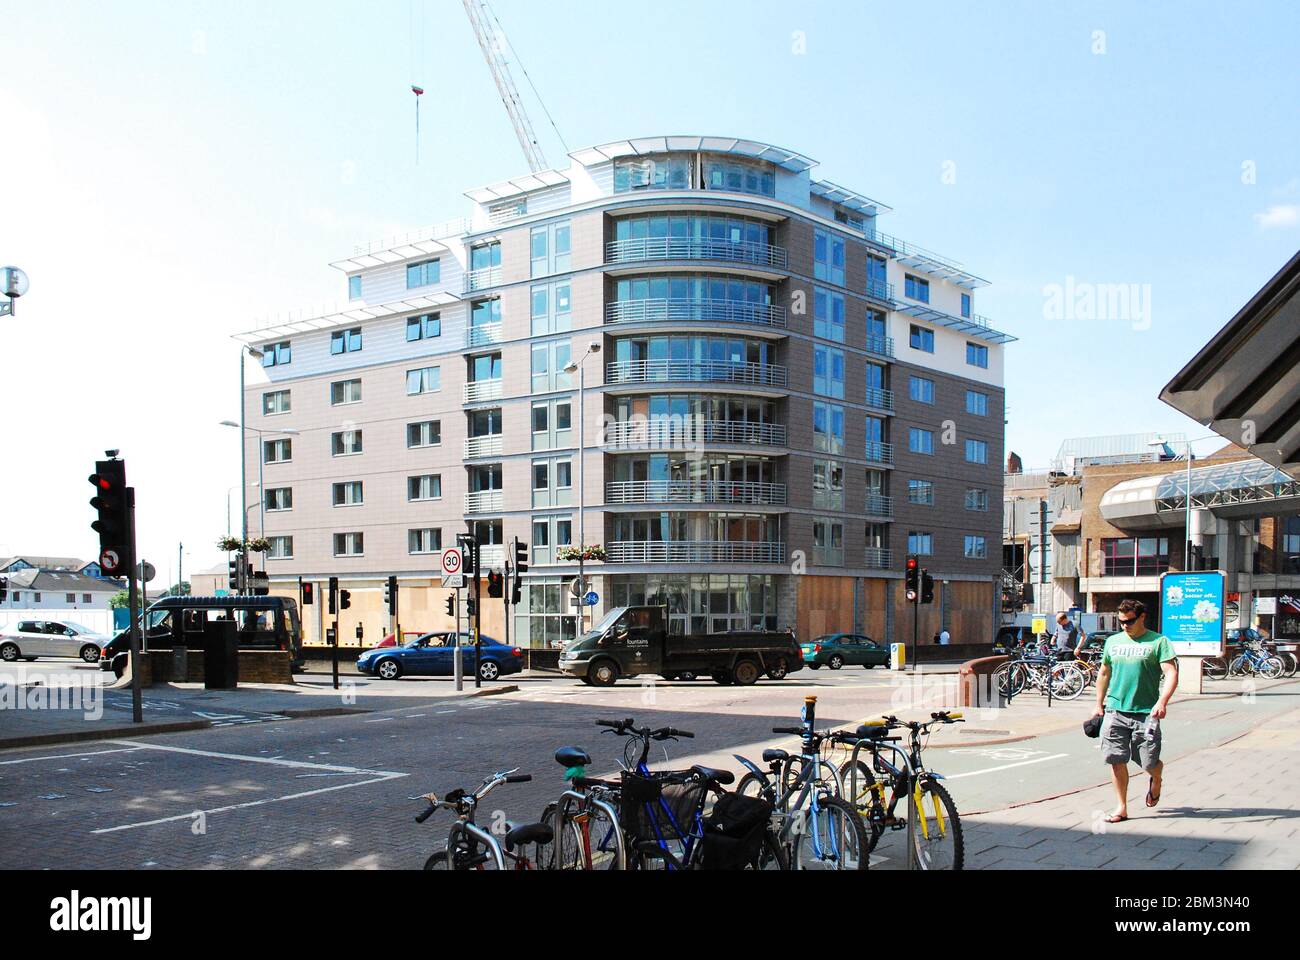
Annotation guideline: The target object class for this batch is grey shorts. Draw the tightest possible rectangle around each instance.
[1101,709,1162,769]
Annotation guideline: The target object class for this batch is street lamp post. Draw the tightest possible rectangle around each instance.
[1150,434,1222,571]
[563,342,602,632]
[221,420,298,541]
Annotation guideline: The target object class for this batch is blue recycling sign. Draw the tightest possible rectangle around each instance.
[1160,570,1226,657]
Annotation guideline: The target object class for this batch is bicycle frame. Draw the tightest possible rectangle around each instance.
[555,787,626,870]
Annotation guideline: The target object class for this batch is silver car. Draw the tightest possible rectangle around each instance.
[0,620,111,663]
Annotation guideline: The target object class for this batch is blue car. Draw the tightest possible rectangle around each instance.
[357,631,523,682]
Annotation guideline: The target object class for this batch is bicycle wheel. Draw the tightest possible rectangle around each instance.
[551,800,587,871]
[793,794,868,870]
[578,801,623,870]
[1202,657,1227,680]
[1228,654,1249,677]
[1050,663,1086,700]
[423,850,452,870]
[737,771,771,801]
[1281,652,1299,678]
[1260,656,1285,680]
[995,662,1026,698]
[838,758,886,852]
[909,779,964,870]
[751,828,791,870]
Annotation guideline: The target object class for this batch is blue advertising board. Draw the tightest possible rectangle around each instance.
[1159,570,1226,656]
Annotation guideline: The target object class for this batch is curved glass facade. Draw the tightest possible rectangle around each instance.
[613,152,776,198]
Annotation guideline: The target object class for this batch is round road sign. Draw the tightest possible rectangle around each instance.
[441,548,462,576]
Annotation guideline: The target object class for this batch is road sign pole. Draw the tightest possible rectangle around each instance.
[503,558,511,657]
[126,488,143,724]
[453,588,463,691]
[474,540,483,689]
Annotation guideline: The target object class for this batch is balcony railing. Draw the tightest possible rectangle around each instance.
[606,359,787,388]
[464,435,503,459]
[602,419,788,449]
[464,490,503,514]
[864,494,894,518]
[606,541,786,564]
[479,545,505,569]
[605,480,787,506]
[466,322,503,348]
[605,298,786,328]
[863,547,893,569]
[606,237,789,269]
[463,379,503,404]
[464,266,502,292]
[865,279,895,303]
[865,334,895,358]
[865,387,895,413]
[864,441,895,465]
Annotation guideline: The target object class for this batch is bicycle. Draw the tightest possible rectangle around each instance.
[837,711,964,870]
[539,745,627,870]
[995,644,1086,700]
[734,696,868,870]
[1228,640,1285,679]
[416,768,551,870]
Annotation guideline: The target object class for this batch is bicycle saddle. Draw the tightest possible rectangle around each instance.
[690,764,735,786]
[855,724,890,740]
[761,748,789,764]
[554,746,592,768]
[503,821,554,851]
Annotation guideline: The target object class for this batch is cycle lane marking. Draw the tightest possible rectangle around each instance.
[0,746,146,765]
[942,753,1070,780]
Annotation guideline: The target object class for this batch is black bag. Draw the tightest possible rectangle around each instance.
[1083,715,1103,739]
[699,793,772,870]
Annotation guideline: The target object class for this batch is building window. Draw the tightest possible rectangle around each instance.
[813,345,845,399]
[909,428,934,455]
[261,342,291,367]
[268,536,294,559]
[333,533,364,557]
[531,340,573,394]
[332,481,363,506]
[532,399,573,450]
[1102,537,1170,577]
[262,390,290,415]
[332,430,363,456]
[33,593,40,603]
[406,259,441,289]
[961,293,972,318]
[348,276,362,300]
[705,156,776,196]
[908,479,934,505]
[408,474,442,501]
[904,274,930,303]
[967,342,989,368]
[531,221,571,277]
[406,313,441,342]
[908,376,935,404]
[66,593,75,604]
[813,518,845,566]
[964,535,988,559]
[909,324,935,353]
[330,378,361,405]
[531,282,573,335]
[407,420,441,448]
[408,528,442,554]
[814,231,846,286]
[966,390,989,416]
[82,594,92,604]
[813,401,845,455]
[813,288,846,342]
[965,438,988,464]
[265,487,293,512]
[965,488,989,511]
[813,460,845,511]
[406,366,440,396]
[330,327,363,355]
[908,531,934,556]
[263,438,292,464]
[866,255,888,299]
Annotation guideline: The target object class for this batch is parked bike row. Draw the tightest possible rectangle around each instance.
[1203,638,1298,680]
[414,695,966,870]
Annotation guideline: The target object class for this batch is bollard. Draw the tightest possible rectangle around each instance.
[890,642,906,671]
[171,644,189,683]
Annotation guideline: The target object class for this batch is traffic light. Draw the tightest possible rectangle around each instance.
[88,459,130,575]
[328,576,339,615]
[466,598,476,617]
[384,575,399,614]
[511,538,527,606]
[905,556,920,603]
[228,558,240,592]
[921,571,936,605]
[444,594,455,617]
[486,570,503,598]
[339,589,352,611]
[459,537,478,577]
[301,582,314,605]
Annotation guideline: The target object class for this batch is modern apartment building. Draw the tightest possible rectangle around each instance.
[235,136,1012,651]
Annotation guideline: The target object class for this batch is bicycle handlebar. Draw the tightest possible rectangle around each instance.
[772,726,803,735]
[505,774,532,784]
[415,803,437,824]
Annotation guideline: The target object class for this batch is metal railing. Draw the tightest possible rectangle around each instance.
[865,387,895,412]
[604,298,786,328]
[464,435,503,459]
[464,490,503,514]
[865,334,895,358]
[606,541,787,564]
[865,279,895,303]
[464,266,502,292]
[463,379,503,404]
[606,359,787,387]
[605,237,789,269]
[601,419,788,448]
[466,322,503,347]
[350,217,471,257]
[863,547,893,569]
[864,494,894,518]
[864,441,895,465]
[605,480,787,506]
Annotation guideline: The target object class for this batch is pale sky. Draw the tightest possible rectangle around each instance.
[1,0,1297,578]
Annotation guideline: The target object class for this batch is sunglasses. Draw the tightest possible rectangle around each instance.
[1118,617,1139,627]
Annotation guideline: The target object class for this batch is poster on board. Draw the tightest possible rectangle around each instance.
[1160,570,1226,657]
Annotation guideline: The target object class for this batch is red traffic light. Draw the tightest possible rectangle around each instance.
[906,557,918,570]
[89,474,113,491]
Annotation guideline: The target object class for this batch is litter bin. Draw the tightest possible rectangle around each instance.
[171,644,189,683]
[203,619,239,689]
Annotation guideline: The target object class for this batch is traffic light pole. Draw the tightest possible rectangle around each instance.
[126,488,143,724]
[474,540,483,690]
[503,559,511,655]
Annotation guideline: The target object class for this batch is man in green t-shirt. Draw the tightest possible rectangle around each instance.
[1090,598,1179,823]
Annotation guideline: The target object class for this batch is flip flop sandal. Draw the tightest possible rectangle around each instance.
[1104,814,1128,823]
[1146,785,1161,808]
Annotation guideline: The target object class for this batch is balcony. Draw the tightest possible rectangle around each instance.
[865,334,895,359]
[466,323,503,348]
[606,541,786,564]
[602,419,788,449]
[605,298,786,329]
[606,237,788,270]
[464,490,503,514]
[864,494,894,518]
[605,480,787,506]
[464,435,503,459]
[464,266,502,292]
[864,441,895,466]
[606,359,787,388]
[463,379,503,403]
[865,387,895,413]
[865,278,895,304]
[863,547,893,569]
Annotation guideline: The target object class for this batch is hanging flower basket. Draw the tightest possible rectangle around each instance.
[217,536,244,553]
[557,544,607,563]
[218,536,272,553]
[247,537,271,553]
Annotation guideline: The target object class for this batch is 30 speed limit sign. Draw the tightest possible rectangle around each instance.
[441,548,463,576]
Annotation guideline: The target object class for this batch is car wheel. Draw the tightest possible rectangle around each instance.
[733,659,761,686]
[0,643,19,662]
[376,659,402,680]
[828,654,845,670]
[863,663,875,670]
[80,644,101,664]
[766,657,789,680]
[478,660,500,682]
[589,660,619,687]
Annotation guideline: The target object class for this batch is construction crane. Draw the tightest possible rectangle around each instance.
[462,0,549,173]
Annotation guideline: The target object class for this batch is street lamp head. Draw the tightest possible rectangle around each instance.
[1,266,29,299]
[563,361,579,374]
[280,428,300,436]
[219,420,240,429]
[587,341,601,354]
[245,345,265,360]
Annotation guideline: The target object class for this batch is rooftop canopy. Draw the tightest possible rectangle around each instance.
[234,291,461,345]
[1100,457,1300,529]
[568,136,818,174]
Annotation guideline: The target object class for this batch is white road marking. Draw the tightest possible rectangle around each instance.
[943,753,1070,780]
[102,740,404,776]
[363,717,396,723]
[0,746,145,765]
